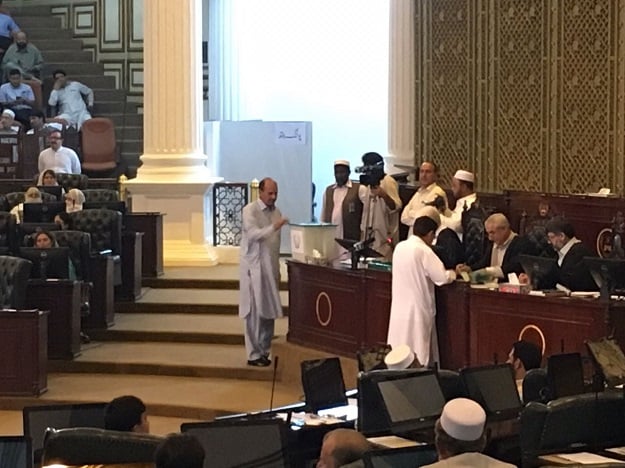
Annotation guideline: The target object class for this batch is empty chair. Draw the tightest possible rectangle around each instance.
[82,189,120,203]
[0,255,32,308]
[56,173,88,192]
[80,118,118,176]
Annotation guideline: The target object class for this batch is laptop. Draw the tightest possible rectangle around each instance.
[181,419,289,468]
[363,445,438,468]
[301,357,348,412]
[0,436,32,468]
[460,364,522,420]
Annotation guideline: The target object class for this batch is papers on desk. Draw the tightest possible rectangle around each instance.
[543,451,625,465]
[366,435,422,449]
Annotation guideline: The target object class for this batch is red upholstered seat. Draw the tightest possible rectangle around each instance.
[80,117,118,172]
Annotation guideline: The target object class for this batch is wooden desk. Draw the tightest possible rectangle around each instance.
[26,280,81,360]
[125,212,164,277]
[115,231,143,301]
[0,309,48,395]
[287,262,625,369]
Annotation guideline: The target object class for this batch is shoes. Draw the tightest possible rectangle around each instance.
[80,331,91,344]
[247,356,271,367]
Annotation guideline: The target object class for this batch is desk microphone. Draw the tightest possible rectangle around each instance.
[269,356,279,413]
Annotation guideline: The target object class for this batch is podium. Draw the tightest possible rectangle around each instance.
[0,309,48,395]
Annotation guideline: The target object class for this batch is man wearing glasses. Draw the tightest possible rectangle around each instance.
[37,130,81,184]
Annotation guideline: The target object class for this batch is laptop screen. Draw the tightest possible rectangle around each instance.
[460,364,521,419]
[301,357,347,412]
[0,436,32,468]
[363,445,438,468]
[359,369,445,436]
[181,419,289,468]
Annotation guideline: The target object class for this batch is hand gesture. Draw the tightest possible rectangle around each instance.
[273,217,289,230]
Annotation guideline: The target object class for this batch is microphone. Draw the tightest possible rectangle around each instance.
[269,356,279,413]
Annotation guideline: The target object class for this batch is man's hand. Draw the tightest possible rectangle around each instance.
[273,217,289,230]
[455,264,471,275]
[370,185,386,198]
[53,79,62,90]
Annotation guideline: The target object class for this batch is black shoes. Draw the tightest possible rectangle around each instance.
[247,356,271,367]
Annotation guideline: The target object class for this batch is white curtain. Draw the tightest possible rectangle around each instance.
[207,0,390,219]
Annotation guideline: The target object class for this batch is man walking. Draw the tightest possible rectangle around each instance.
[239,177,288,367]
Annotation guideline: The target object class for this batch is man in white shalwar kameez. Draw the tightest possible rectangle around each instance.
[48,69,94,130]
[387,216,456,367]
[239,178,288,367]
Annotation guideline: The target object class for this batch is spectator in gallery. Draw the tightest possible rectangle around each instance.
[0,68,35,127]
[48,69,94,130]
[1,31,44,81]
[27,110,62,135]
[0,9,19,56]
[64,188,85,213]
[0,108,19,133]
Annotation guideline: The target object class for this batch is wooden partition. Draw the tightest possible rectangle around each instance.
[0,309,48,395]
[287,262,625,370]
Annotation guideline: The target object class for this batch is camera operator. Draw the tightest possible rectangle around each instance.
[357,152,402,260]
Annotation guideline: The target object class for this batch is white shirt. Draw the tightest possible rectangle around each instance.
[441,192,478,237]
[48,81,93,129]
[387,235,456,367]
[401,183,448,226]
[358,174,402,259]
[485,232,517,278]
[38,145,81,179]
[557,237,581,266]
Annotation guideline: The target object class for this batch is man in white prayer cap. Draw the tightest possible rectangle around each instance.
[321,160,363,252]
[440,169,477,238]
[424,398,515,467]
[384,344,422,370]
[0,107,18,133]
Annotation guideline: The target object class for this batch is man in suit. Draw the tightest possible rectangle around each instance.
[321,160,363,243]
[544,216,598,291]
[456,213,531,281]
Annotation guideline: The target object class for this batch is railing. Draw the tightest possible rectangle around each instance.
[212,183,249,246]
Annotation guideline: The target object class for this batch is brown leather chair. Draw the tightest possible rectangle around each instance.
[23,79,42,110]
[80,118,118,175]
[0,255,32,308]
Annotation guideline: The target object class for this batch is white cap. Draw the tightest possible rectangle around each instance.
[415,206,441,227]
[440,398,486,441]
[334,159,350,168]
[384,345,416,370]
[453,170,475,183]
[2,109,15,118]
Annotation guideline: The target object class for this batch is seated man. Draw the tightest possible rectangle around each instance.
[456,213,534,282]
[316,428,372,468]
[37,130,81,183]
[27,110,62,135]
[0,108,19,133]
[507,340,542,399]
[0,68,34,127]
[104,395,150,433]
[48,69,93,130]
[543,216,598,291]
[0,31,43,81]
[424,398,515,467]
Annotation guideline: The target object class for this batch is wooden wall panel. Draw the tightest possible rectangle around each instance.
[416,0,625,195]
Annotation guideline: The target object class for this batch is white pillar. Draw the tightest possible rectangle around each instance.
[125,0,224,266]
[387,0,416,177]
